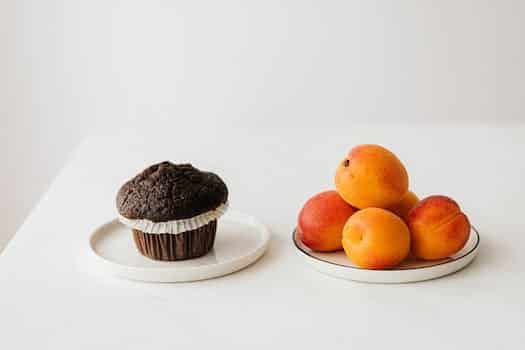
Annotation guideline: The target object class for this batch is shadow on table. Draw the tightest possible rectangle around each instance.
[415,227,500,284]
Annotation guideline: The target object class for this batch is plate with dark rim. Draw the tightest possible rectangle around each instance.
[293,226,480,283]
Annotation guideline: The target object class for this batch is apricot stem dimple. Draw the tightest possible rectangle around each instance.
[343,159,350,167]
[348,227,364,244]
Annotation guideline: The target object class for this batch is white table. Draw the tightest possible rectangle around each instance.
[2,123,524,349]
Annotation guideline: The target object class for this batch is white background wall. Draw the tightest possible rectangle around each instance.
[2,0,524,250]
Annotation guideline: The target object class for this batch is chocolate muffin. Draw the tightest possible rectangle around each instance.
[116,161,228,261]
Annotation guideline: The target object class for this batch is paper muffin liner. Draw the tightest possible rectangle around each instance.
[118,202,228,234]
[132,220,217,261]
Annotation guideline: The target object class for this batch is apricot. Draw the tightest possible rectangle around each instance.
[298,190,357,252]
[407,195,470,260]
[342,208,410,269]
[335,144,409,209]
[387,191,419,222]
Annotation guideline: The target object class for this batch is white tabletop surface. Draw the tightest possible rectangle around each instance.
[2,123,525,349]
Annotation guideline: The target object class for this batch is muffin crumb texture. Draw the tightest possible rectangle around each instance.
[117,162,228,222]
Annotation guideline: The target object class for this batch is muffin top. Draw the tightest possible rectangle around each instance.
[116,162,228,222]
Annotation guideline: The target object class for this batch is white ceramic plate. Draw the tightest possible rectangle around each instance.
[293,226,480,283]
[85,210,270,282]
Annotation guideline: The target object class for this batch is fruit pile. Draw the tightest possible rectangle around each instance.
[297,144,470,269]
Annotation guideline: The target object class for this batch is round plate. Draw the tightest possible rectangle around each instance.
[293,226,480,283]
[85,211,270,282]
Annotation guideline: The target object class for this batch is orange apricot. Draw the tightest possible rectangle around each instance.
[407,195,470,260]
[335,144,409,209]
[387,191,419,222]
[298,190,357,252]
[342,208,410,269]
